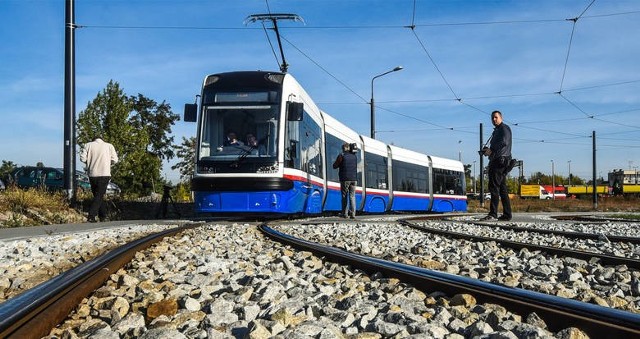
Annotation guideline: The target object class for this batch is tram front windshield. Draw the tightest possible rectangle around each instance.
[198,104,279,162]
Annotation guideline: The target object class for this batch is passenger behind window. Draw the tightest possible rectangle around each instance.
[246,134,258,147]
[224,132,244,146]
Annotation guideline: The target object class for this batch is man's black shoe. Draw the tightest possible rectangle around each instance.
[498,215,512,221]
[480,215,497,221]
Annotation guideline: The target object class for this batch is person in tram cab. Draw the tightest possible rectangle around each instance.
[246,134,258,147]
[481,110,513,221]
[224,132,244,146]
[333,143,357,219]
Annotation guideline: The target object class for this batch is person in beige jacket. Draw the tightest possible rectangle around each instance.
[80,136,118,222]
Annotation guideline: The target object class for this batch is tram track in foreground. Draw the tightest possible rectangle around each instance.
[0,223,200,338]
[258,224,640,338]
[1,216,639,338]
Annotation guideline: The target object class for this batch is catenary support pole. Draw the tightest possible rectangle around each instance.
[592,131,597,210]
[63,0,76,202]
[479,123,484,208]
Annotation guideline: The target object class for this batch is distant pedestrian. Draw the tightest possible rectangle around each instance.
[481,110,512,221]
[80,136,118,222]
[333,143,357,219]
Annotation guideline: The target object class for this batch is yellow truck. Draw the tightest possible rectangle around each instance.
[520,184,552,199]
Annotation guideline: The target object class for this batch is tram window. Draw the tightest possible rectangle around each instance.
[365,152,388,189]
[200,106,278,160]
[325,134,343,182]
[433,168,464,195]
[392,160,428,193]
[286,109,323,177]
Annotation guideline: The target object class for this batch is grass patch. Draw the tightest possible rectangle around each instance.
[0,187,82,227]
[468,195,640,213]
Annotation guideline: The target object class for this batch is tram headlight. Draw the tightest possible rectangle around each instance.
[197,164,216,173]
[257,162,279,174]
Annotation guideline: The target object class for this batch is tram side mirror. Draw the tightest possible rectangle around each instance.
[184,103,197,122]
[287,101,303,121]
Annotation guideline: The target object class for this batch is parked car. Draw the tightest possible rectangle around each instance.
[10,166,120,196]
[76,171,121,196]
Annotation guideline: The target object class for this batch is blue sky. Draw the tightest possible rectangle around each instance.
[2,0,639,184]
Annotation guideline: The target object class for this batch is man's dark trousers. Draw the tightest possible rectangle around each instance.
[488,158,512,219]
[89,176,110,221]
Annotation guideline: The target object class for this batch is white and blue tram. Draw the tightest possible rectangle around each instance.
[184,71,466,215]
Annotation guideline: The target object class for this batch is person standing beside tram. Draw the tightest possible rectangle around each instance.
[333,143,357,219]
[481,110,513,221]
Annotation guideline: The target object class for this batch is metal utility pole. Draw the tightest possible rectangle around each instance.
[479,123,484,207]
[244,14,304,73]
[63,0,76,202]
[592,131,597,209]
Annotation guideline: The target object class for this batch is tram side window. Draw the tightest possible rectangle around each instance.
[392,160,428,193]
[433,168,465,195]
[286,110,323,177]
[325,134,343,182]
[365,152,388,189]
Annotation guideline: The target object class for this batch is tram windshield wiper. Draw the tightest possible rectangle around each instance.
[229,133,270,168]
[229,145,256,168]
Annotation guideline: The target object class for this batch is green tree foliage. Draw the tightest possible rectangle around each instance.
[130,94,179,160]
[464,164,472,190]
[76,80,179,196]
[172,137,196,183]
[524,171,585,186]
[0,160,17,181]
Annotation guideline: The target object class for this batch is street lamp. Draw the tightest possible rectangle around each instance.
[370,66,403,139]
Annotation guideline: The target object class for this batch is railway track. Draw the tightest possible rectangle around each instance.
[0,223,199,338]
[1,216,639,338]
[398,219,640,269]
[259,224,640,338]
[441,215,640,244]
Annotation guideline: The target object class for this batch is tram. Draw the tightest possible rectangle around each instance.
[184,71,466,215]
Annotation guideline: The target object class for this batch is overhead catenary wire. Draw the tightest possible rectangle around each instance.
[74,2,640,153]
[559,0,596,92]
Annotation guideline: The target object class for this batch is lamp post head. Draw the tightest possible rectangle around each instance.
[393,66,403,72]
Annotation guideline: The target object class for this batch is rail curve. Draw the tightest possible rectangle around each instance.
[258,223,640,338]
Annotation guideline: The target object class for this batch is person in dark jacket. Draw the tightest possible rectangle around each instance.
[333,143,358,219]
[481,110,512,221]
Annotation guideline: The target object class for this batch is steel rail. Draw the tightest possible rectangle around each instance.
[472,221,640,244]
[0,223,200,338]
[258,224,640,338]
[399,220,640,269]
[407,215,640,245]
[552,215,634,223]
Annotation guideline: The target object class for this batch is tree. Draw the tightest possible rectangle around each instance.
[130,94,179,160]
[172,137,196,183]
[0,160,17,181]
[76,80,179,196]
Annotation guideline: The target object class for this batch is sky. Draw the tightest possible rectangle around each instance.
[2,0,640,184]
